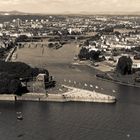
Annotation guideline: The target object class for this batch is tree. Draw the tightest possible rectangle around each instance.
[84,40,89,46]
[0,73,22,95]
[0,61,49,81]
[48,43,54,48]
[116,56,133,75]
[0,61,50,95]
[8,79,22,95]
[89,50,101,61]
[15,35,28,42]
[78,47,89,60]
[7,41,15,50]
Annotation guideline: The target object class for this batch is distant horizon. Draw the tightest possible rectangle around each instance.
[0,0,140,15]
[0,10,140,16]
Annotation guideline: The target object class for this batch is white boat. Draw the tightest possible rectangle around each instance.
[17,112,23,120]
[17,115,23,120]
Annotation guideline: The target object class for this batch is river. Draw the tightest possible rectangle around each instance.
[1,43,140,140]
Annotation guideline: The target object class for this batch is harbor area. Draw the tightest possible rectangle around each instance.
[4,41,117,104]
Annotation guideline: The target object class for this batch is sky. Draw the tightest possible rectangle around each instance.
[0,0,140,14]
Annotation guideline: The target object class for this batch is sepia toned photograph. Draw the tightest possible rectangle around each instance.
[0,0,140,140]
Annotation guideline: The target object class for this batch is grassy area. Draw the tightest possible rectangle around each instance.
[13,42,78,66]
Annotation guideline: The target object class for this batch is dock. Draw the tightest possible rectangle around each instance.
[60,85,116,103]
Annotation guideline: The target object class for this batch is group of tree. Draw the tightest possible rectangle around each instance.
[48,42,62,49]
[78,47,101,61]
[0,72,23,95]
[116,56,133,75]
[0,61,49,80]
[0,61,49,95]
[15,35,29,43]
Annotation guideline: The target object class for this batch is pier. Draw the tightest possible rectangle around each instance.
[60,85,116,103]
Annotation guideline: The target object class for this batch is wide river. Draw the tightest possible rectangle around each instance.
[1,43,140,140]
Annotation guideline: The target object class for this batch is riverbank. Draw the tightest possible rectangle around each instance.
[0,85,116,103]
[73,60,140,89]
[96,72,140,88]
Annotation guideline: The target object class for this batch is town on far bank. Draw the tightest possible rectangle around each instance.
[0,14,140,102]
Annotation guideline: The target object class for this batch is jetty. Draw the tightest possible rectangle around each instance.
[60,85,116,103]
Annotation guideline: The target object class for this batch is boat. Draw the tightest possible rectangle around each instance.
[17,114,23,120]
[17,115,23,120]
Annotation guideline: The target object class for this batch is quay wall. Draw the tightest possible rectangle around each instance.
[0,94,15,101]
[0,84,116,103]
[0,92,116,103]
